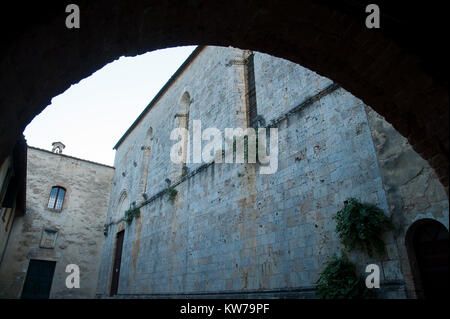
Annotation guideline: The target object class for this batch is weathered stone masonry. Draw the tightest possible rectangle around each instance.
[0,147,114,298]
[96,46,448,298]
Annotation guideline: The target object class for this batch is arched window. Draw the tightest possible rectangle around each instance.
[147,127,153,139]
[141,129,153,194]
[177,92,191,164]
[47,186,66,210]
[116,191,129,220]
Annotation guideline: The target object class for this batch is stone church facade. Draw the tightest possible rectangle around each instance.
[95,46,448,298]
[0,145,114,298]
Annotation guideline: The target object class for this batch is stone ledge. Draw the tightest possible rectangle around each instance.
[96,281,405,299]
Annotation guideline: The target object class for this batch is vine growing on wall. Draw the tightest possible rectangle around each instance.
[333,198,393,256]
[125,207,140,224]
[316,198,394,299]
[232,134,259,163]
[166,186,178,203]
[316,253,374,299]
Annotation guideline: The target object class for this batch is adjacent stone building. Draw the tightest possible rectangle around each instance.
[0,144,114,298]
[95,46,448,299]
[0,136,27,267]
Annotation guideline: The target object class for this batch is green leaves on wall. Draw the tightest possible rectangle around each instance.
[334,198,393,256]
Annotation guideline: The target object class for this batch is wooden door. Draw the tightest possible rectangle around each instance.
[110,230,124,296]
[21,259,56,299]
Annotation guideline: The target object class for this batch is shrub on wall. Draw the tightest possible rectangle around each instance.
[125,207,140,224]
[334,198,392,256]
[316,254,374,299]
[231,134,259,163]
[166,186,178,203]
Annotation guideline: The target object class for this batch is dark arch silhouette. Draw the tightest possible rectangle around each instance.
[405,219,449,299]
[0,1,447,193]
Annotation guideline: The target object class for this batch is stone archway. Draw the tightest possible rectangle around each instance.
[405,219,449,299]
[0,0,448,192]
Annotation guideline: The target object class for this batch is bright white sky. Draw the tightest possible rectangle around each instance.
[24,45,197,167]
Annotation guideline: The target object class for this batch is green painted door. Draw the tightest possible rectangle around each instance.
[21,259,56,299]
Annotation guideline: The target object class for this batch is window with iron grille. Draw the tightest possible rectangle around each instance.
[47,186,66,211]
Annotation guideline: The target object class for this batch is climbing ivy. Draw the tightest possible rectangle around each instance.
[334,198,392,256]
[316,253,374,299]
[166,186,178,203]
[315,198,394,298]
[232,134,259,163]
[125,207,140,225]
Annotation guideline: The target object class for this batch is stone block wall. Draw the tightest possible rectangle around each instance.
[96,46,447,298]
[365,107,449,298]
[0,147,114,298]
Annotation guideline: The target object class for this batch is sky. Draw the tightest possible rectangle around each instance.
[24,45,198,167]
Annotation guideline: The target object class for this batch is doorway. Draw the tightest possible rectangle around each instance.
[21,259,56,299]
[110,230,125,296]
[407,219,449,299]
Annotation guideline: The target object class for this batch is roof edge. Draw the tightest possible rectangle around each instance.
[113,45,205,150]
[28,146,115,169]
